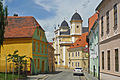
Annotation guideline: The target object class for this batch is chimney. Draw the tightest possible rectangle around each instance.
[13,13,18,16]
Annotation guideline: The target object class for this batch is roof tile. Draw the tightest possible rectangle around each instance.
[5,16,44,38]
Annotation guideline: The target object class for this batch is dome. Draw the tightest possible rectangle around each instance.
[71,12,82,21]
[60,20,69,29]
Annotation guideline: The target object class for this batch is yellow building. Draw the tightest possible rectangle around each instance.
[0,16,49,74]
[67,32,88,70]
[53,12,88,68]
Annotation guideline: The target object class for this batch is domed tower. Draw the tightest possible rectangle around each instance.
[60,20,70,35]
[70,12,83,42]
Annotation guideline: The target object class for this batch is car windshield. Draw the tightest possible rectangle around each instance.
[75,68,82,69]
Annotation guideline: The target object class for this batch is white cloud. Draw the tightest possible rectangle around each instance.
[34,0,102,42]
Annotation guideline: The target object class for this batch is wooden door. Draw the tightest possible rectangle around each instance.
[42,60,45,72]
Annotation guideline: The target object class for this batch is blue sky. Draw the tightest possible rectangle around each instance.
[5,0,102,42]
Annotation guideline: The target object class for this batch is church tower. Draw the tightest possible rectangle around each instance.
[70,12,83,43]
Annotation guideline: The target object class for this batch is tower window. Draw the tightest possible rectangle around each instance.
[77,26,79,28]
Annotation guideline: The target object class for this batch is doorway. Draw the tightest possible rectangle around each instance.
[42,60,45,72]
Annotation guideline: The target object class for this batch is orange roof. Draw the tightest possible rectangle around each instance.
[88,12,98,32]
[5,16,44,38]
[69,32,88,49]
[49,42,53,45]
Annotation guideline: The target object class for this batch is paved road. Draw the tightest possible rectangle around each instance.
[45,69,86,80]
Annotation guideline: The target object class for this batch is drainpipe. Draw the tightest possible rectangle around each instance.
[97,14,100,80]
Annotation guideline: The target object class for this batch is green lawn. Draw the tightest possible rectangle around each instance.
[0,73,26,80]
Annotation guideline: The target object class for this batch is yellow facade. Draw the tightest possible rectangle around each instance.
[68,49,88,70]
[53,12,84,69]
[0,38,32,72]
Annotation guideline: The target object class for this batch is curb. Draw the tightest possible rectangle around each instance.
[38,75,48,80]
[27,75,48,80]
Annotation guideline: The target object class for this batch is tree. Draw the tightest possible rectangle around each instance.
[0,1,8,51]
[7,50,28,74]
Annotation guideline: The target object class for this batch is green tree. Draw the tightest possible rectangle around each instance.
[7,50,28,74]
[0,1,8,50]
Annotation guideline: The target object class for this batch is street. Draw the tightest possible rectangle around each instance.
[45,69,86,80]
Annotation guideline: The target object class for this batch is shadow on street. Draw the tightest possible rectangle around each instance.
[40,71,63,74]
[73,73,84,76]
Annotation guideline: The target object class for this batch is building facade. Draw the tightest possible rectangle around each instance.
[0,16,49,74]
[48,43,55,72]
[53,12,88,68]
[96,0,120,78]
[88,13,99,78]
[68,32,88,70]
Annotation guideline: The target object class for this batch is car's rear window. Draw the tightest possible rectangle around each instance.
[75,68,82,69]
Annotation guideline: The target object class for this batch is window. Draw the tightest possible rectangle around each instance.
[106,11,109,34]
[38,41,40,52]
[34,59,36,68]
[69,53,70,57]
[78,62,79,67]
[72,53,74,57]
[78,52,80,56]
[45,44,47,54]
[41,43,43,53]
[37,28,39,36]
[72,62,74,67]
[115,49,119,72]
[102,52,104,69]
[38,59,40,69]
[107,50,110,70]
[77,26,79,28]
[76,52,77,57]
[76,62,77,67]
[101,16,104,37]
[33,41,36,52]
[114,4,117,30]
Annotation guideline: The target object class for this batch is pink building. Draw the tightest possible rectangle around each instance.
[96,0,120,79]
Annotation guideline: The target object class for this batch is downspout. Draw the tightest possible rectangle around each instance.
[97,13,100,80]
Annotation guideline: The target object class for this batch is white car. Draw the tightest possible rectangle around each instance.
[73,68,83,75]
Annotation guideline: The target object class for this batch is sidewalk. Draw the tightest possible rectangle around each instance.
[84,72,98,80]
[27,74,48,80]
[100,73,120,80]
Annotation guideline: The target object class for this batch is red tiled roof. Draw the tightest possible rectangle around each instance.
[49,42,53,45]
[5,16,44,38]
[69,32,88,49]
[88,12,98,32]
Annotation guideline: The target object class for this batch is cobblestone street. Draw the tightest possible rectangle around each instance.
[45,69,86,80]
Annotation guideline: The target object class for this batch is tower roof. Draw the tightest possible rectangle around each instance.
[71,12,82,21]
[60,20,69,29]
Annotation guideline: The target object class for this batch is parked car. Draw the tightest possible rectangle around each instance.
[73,68,83,75]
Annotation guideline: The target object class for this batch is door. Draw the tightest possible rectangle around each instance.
[42,60,45,72]
[93,65,95,77]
